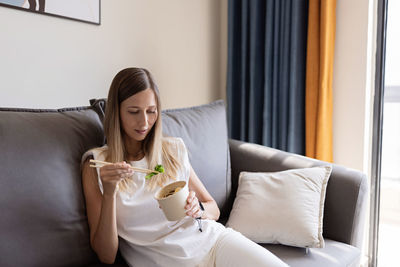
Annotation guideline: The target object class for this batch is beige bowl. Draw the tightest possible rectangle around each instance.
[155,181,189,221]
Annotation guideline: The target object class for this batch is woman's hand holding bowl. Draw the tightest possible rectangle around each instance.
[185,191,203,219]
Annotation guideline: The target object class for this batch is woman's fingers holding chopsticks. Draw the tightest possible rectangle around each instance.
[101,162,134,177]
[99,162,134,192]
[98,161,134,195]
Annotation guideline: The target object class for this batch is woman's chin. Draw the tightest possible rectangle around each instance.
[133,133,148,141]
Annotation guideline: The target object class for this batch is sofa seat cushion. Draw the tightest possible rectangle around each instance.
[262,239,361,267]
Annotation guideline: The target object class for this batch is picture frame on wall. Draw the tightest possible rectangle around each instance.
[0,0,101,25]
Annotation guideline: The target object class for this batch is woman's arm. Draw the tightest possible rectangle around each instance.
[186,165,220,221]
[82,157,133,264]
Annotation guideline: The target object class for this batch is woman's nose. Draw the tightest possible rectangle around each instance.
[138,112,148,128]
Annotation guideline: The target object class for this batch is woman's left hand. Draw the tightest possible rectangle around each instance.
[185,191,203,219]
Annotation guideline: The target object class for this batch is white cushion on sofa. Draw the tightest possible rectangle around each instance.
[226,166,332,248]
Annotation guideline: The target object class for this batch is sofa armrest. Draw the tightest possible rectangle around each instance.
[228,139,368,249]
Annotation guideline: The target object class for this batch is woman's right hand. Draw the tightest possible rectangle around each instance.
[99,162,134,196]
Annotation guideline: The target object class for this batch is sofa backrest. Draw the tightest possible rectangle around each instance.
[162,100,231,219]
[0,103,105,267]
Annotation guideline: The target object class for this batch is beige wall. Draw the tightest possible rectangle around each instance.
[0,0,225,109]
[332,0,375,173]
[1,0,376,174]
[333,2,376,263]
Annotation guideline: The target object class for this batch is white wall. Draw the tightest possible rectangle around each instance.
[332,0,375,173]
[0,0,224,109]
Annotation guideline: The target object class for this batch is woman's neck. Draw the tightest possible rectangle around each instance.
[123,136,144,161]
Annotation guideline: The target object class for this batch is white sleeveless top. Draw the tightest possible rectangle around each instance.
[82,137,225,267]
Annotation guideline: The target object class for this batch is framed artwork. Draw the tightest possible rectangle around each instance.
[0,0,100,25]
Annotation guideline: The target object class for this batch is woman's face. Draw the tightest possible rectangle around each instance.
[119,88,158,142]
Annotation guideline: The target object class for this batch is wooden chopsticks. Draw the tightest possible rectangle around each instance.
[89,159,160,174]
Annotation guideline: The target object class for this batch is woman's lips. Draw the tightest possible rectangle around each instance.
[135,129,147,135]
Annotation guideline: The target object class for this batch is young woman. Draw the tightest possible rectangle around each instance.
[81,68,288,267]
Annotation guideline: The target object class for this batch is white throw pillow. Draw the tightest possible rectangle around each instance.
[226,166,332,248]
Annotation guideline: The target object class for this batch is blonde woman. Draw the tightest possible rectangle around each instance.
[81,68,287,267]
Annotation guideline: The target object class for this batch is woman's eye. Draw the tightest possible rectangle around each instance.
[128,111,139,114]
[147,110,157,114]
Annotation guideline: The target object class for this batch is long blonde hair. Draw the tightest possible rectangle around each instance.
[103,67,182,191]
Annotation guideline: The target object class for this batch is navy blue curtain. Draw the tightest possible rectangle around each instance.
[227,0,308,155]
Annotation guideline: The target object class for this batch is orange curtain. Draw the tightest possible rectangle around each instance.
[305,0,336,162]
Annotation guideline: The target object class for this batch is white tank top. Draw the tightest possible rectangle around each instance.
[82,137,225,267]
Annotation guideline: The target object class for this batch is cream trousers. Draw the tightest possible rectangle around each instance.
[198,228,288,267]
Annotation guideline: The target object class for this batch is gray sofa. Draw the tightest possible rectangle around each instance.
[0,99,368,267]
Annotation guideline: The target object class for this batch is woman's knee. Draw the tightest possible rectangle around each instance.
[214,229,288,267]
